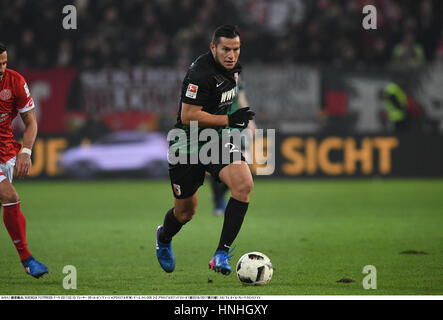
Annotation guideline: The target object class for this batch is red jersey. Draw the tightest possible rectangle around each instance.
[0,68,35,162]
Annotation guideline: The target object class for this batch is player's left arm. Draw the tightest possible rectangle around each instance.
[15,109,37,179]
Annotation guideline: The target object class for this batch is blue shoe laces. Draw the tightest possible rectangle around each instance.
[227,245,236,260]
[216,245,236,261]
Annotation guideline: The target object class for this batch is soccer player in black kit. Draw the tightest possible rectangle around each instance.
[156,25,255,275]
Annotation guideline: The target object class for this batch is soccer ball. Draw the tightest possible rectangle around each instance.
[236,252,273,285]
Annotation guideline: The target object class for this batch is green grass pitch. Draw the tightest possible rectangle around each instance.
[1,178,442,296]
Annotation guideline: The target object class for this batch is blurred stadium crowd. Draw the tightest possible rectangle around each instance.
[1,0,442,70]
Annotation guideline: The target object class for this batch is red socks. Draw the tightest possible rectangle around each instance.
[2,202,32,262]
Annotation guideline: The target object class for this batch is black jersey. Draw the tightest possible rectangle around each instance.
[175,51,242,130]
[169,51,242,155]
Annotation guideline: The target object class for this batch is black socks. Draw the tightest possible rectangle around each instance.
[158,208,185,244]
[216,197,249,252]
[159,197,249,251]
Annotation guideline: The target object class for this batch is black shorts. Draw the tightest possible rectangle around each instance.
[168,138,245,199]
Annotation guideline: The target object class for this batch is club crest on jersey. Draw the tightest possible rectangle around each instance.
[185,84,198,99]
[173,184,182,196]
[0,89,12,101]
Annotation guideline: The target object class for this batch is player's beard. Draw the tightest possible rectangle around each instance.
[214,52,235,71]
[214,52,224,68]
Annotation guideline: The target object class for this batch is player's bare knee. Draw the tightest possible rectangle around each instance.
[181,215,193,224]
[175,208,196,224]
[178,213,194,224]
[231,180,254,201]
[241,180,254,195]
[1,190,19,204]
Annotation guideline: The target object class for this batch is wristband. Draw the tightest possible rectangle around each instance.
[21,147,32,155]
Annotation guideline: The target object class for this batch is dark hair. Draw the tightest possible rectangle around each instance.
[0,42,6,54]
[211,25,240,45]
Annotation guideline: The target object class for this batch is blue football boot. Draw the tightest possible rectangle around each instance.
[22,256,49,279]
[156,225,175,273]
[208,248,235,275]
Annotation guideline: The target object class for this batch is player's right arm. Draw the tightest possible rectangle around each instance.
[181,103,254,129]
[181,103,229,127]
[181,75,229,127]
[181,71,254,129]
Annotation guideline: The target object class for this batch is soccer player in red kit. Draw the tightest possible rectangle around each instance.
[0,42,48,278]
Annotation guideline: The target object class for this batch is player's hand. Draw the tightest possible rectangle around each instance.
[228,107,255,129]
[15,152,32,179]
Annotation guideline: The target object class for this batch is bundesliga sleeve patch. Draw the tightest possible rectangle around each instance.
[24,83,31,98]
[185,84,198,99]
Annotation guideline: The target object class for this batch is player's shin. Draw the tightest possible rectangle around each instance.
[2,202,32,262]
[158,208,186,244]
[216,197,248,252]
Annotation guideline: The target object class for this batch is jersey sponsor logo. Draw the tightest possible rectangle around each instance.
[0,89,12,101]
[173,184,182,196]
[220,87,237,104]
[185,83,199,99]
